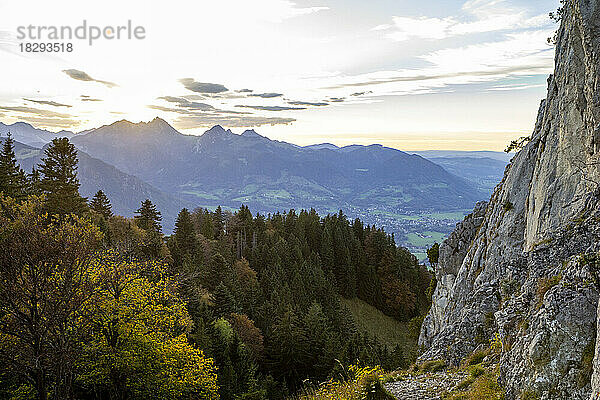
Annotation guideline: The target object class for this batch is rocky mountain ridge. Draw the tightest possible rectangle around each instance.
[418,1,600,399]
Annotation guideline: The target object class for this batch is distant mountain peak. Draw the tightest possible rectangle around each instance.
[241,129,263,138]
[304,143,339,151]
[148,116,170,127]
[202,125,234,139]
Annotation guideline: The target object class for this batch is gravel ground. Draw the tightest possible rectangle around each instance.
[384,371,466,400]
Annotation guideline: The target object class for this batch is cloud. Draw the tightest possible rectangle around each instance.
[487,83,546,91]
[323,30,554,95]
[80,95,103,102]
[14,116,80,129]
[236,105,306,111]
[148,104,250,116]
[350,91,372,97]
[173,114,295,129]
[288,101,329,106]
[256,2,329,23]
[249,92,283,98]
[23,98,72,108]
[0,105,73,119]
[179,78,228,93]
[375,0,551,42]
[158,96,215,111]
[62,69,117,88]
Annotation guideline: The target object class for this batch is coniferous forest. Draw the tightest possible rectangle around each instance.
[0,135,433,399]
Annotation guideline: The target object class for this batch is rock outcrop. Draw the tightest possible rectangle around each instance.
[418,1,600,399]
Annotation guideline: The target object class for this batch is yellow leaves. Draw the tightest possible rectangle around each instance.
[298,364,385,400]
[77,251,219,399]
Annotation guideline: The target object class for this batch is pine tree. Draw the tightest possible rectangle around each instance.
[89,190,113,219]
[0,133,29,200]
[134,199,162,232]
[39,138,87,215]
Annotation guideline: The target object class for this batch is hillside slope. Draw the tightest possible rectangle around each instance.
[9,139,191,231]
[418,2,600,399]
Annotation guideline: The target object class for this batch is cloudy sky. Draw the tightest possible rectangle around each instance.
[0,0,558,150]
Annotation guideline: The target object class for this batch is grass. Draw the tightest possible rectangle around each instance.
[444,372,504,400]
[293,365,395,400]
[419,360,446,373]
[341,298,411,350]
[405,231,446,247]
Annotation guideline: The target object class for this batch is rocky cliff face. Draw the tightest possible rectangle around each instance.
[418,1,600,399]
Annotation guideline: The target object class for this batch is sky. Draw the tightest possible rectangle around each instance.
[0,0,559,151]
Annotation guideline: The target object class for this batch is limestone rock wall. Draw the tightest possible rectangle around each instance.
[418,1,600,399]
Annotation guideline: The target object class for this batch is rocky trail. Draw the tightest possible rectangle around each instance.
[384,371,466,400]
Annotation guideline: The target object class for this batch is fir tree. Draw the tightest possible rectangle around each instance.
[39,137,87,215]
[89,190,113,219]
[0,133,29,200]
[134,199,162,232]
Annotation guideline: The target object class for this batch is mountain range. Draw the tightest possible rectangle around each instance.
[0,119,503,236]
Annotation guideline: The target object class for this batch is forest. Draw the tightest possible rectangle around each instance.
[0,134,434,399]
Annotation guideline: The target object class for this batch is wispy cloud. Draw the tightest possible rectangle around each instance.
[350,91,372,97]
[0,105,73,118]
[80,95,103,102]
[487,83,546,91]
[288,101,329,106]
[324,30,554,95]
[14,116,80,129]
[158,96,216,111]
[249,92,284,98]
[23,98,71,108]
[173,114,295,129]
[236,104,306,111]
[375,0,551,42]
[179,78,228,94]
[62,69,118,88]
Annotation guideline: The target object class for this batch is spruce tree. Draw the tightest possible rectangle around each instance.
[213,282,237,317]
[172,208,198,267]
[89,190,113,219]
[39,138,87,215]
[134,199,162,232]
[0,133,29,200]
[28,166,41,195]
[214,206,225,237]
